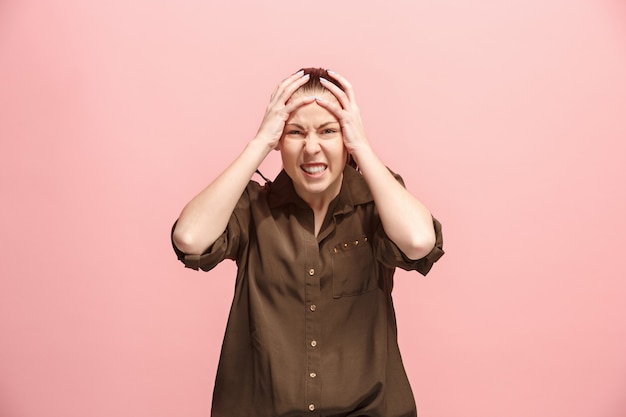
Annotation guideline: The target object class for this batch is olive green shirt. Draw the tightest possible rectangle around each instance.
[172,165,444,417]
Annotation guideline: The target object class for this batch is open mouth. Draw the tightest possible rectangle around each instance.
[301,163,327,175]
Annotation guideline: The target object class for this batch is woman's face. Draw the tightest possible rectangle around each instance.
[280,90,347,206]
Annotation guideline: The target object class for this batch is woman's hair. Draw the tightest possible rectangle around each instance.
[295,67,357,170]
[296,68,344,94]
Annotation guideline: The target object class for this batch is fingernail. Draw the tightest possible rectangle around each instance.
[327,70,336,75]
[295,70,304,76]
[320,77,328,83]
[314,96,324,101]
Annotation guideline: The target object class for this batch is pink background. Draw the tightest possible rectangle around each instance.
[1,0,625,416]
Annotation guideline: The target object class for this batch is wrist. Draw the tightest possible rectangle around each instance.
[348,142,375,166]
[248,136,276,156]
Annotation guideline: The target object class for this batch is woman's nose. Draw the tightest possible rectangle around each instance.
[303,135,321,153]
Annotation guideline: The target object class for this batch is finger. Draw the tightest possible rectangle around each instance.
[324,70,357,104]
[275,73,311,106]
[312,96,344,121]
[271,71,310,105]
[326,70,355,96]
[319,77,351,110]
[270,70,303,101]
[283,94,316,114]
[315,98,364,141]
[285,69,304,82]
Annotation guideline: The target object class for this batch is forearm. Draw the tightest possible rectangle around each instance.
[353,145,436,260]
[173,139,272,255]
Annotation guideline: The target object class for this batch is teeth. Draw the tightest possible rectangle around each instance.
[302,165,326,174]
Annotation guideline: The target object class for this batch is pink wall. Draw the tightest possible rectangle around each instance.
[1,0,625,416]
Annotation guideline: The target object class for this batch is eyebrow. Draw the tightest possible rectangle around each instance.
[285,121,340,130]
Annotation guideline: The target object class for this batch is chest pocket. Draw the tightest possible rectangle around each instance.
[330,235,376,298]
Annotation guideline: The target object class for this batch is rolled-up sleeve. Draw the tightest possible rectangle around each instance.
[171,223,232,271]
[374,216,444,276]
[171,185,253,272]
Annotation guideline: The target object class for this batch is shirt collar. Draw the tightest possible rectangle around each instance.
[267,165,374,212]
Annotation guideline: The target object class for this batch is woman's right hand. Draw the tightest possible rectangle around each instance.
[174,70,316,255]
[254,70,316,150]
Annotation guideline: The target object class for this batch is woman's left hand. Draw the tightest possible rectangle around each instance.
[315,71,370,158]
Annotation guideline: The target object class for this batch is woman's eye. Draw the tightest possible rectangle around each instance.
[287,130,303,136]
[322,129,337,135]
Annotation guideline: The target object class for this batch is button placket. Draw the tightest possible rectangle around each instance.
[303,233,322,414]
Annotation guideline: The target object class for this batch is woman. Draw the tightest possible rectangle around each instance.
[172,68,444,417]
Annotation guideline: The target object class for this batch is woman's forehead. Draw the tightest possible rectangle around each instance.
[290,88,337,101]
[287,100,339,125]
[290,89,339,104]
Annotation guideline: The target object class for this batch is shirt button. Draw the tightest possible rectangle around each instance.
[309,304,317,312]
[309,372,317,378]
[309,403,315,411]
[310,340,317,347]
[308,268,315,276]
